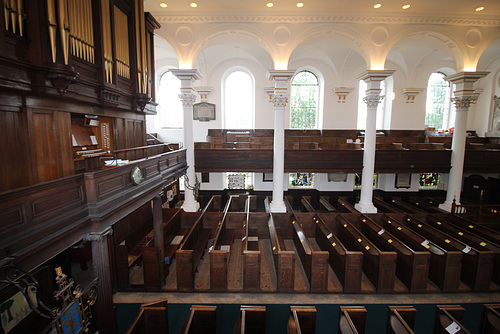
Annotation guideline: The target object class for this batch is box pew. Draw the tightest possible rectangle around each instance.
[338,196,359,213]
[313,215,363,293]
[480,304,500,334]
[208,196,236,291]
[339,306,367,334]
[162,209,191,268]
[175,209,213,291]
[291,218,329,292]
[180,305,217,334]
[287,306,317,334]
[242,197,261,291]
[373,197,406,213]
[387,306,416,334]
[380,214,462,292]
[126,299,169,334]
[404,215,494,291]
[424,214,500,285]
[319,196,337,212]
[268,213,295,292]
[233,305,266,334]
[434,305,471,334]
[337,215,397,293]
[352,215,430,293]
[116,230,155,289]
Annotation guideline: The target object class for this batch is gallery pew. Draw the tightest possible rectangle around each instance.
[338,197,359,213]
[424,214,500,285]
[126,299,169,334]
[209,196,236,291]
[233,305,266,334]
[339,306,367,334]
[291,218,329,292]
[379,214,462,292]
[434,305,471,334]
[337,215,397,293]
[313,215,363,293]
[405,215,494,292]
[180,305,217,334]
[480,304,500,334]
[242,197,261,291]
[387,306,416,334]
[175,208,212,291]
[268,213,295,292]
[287,306,317,334]
[351,215,430,293]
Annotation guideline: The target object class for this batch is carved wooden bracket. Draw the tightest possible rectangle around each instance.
[46,64,79,95]
[136,93,152,112]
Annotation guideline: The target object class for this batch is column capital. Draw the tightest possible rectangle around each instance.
[357,70,395,83]
[178,93,197,108]
[85,227,113,242]
[170,69,202,82]
[267,70,296,82]
[445,71,489,98]
[271,93,289,108]
[363,94,384,109]
[452,96,477,111]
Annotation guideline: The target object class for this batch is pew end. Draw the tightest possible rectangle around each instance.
[339,306,367,334]
[180,305,217,334]
[387,306,416,334]
[287,306,317,334]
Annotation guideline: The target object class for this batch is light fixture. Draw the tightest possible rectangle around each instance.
[160,2,167,8]
[374,3,381,8]
[402,4,410,9]
[267,2,274,8]
[475,6,485,11]
[190,2,197,7]
[297,2,304,7]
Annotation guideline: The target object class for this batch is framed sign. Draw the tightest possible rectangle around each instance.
[395,173,412,189]
[193,102,216,121]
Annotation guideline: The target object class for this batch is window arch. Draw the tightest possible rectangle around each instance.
[156,71,183,128]
[357,79,386,130]
[290,71,320,129]
[425,72,454,130]
[223,69,254,129]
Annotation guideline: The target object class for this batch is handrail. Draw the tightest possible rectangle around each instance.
[109,143,176,161]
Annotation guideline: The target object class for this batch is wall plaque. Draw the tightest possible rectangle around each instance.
[193,102,216,121]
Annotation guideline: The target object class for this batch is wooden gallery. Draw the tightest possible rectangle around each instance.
[0,0,499,333]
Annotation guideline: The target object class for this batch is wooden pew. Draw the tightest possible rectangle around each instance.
[431,214,500,246]
[176,209,213,291]
[268,213,295,292]
[339,306,367,334]
[405,215,494,291]
[319,196,337,212]
[242,197,261,292]
[480,304,500,334]
[337,215,397,293]
[126,299,169,334]
[434,305,471,334]
[291,218,329,292]
[385,197,429,214]
[233,305,266,334]
[338,197,359,213]
[373,197,406,213]
[351,215,430,293]
[424,214,500,285]
[180,305,217,334]
[209,196,236,291]
[301,196,316,212]
[379,214,462,292]
[407,197,447,214]
[313,215,363,293]
[163,208,191,268]
[287,306,317,334]
[387,306,416,334]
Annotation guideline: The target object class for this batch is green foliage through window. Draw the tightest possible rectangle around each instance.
[425,72,451,130]
[290,71,319,129]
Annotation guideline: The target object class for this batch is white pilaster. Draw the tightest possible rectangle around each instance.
[267,70,296,213]
[439,71,489,212]
[355,70,395,213]
[171,69,202,212]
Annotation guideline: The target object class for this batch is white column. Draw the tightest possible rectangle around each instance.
[171,69,202,212]
[439,71,489,212]
[355,70,395,213]
[267,70,295,213]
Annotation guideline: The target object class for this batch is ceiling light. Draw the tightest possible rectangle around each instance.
[159,2,167,8]
[402,4,410,9]
[267,2,274,7]
[475,6,485,11]
[374,3,381,8]
[190,2,197,7]
[297,2,304,7]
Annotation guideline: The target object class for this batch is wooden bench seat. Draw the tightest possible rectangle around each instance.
[233,305,266,334]
[319,196,337,212]
[314,215,363,293]
[337,197,359,213]
[180,305,217,334]
[373,197,406,213]
[434,305,471,334]
[480,304,500,333]
[268,214,295,292]
[339,306,367,334]
[287,306,316,334]
[387,306,416,334]
[386,197,429,214]
[242,196,261,292]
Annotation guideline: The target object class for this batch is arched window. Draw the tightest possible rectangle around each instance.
[156,71,183,128]
[290,71,319,129]
[357,80,386,130]
[223,70,254,129]
[425,72,453,130]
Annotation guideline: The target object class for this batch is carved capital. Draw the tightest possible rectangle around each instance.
[179,93,197,108]
[85,227,113,243]
[363,94,383,109]
[452,96,477,111]
[271,93,289,108]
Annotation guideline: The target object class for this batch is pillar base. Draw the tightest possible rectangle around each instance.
[182,200,200,212]
[438,201,454,213]
[270,201,287,213]
[355,202,378,213]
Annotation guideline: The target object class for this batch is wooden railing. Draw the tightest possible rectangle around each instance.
[451,200,500,222]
